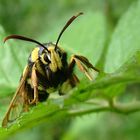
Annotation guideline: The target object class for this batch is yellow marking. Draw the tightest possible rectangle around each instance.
[40,53,48,64]
[38,85,44,91]
[28,79,45,91]
[59,80,72,94]
[27,79,31,84]
[35,60,46,76]
[48,46,55,51]
[48,46,62,72]
[46,87,56,93]
[27,78,34,88]
[31,47,39,62]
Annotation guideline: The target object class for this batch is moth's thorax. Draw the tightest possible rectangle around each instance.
[27,43,68,91]
[28,43,67,72]
[30,47,39,62]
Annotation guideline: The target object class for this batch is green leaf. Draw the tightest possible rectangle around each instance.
[1,10,140,140]
[0,67,140,139]
[0,102,72,140]
[105,0,140,73]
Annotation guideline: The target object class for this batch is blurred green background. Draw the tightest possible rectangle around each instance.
[0,0,140,140]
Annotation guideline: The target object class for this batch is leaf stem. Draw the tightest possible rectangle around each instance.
[68,101,140,116]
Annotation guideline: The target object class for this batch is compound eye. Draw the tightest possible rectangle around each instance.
[56,48,62,58]
[44,53,50,62]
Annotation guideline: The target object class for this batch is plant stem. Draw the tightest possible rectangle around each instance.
[68,101,140,116]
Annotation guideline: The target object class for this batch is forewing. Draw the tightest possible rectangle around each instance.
[2,65,30,127]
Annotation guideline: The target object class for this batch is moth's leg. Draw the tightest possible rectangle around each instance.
[67,55,76,75]
[29,64,39,105]
[58,80,70,96]
[58,74,79,96]
[68,55,99,81]
[58,57,80,96]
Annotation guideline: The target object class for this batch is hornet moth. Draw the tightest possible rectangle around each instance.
[2,12,99,127]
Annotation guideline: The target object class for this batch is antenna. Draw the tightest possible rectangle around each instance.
[4,35,49,51]
[55,12,83,49]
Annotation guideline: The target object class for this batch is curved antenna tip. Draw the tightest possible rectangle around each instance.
[3,35,49,52]
[77,12,84,15]
[3,35,17,44]
[3,37,8,44]
[55,12,84,48]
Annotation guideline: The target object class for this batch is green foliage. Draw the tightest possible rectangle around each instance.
[105,0,140,73]
[0,0,140,140]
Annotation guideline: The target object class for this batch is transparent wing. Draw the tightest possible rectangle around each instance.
[2,65,30,127]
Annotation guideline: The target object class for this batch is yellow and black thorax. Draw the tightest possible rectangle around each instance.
[28,42,68,89]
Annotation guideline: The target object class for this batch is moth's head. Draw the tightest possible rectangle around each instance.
[38,42,66,72]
